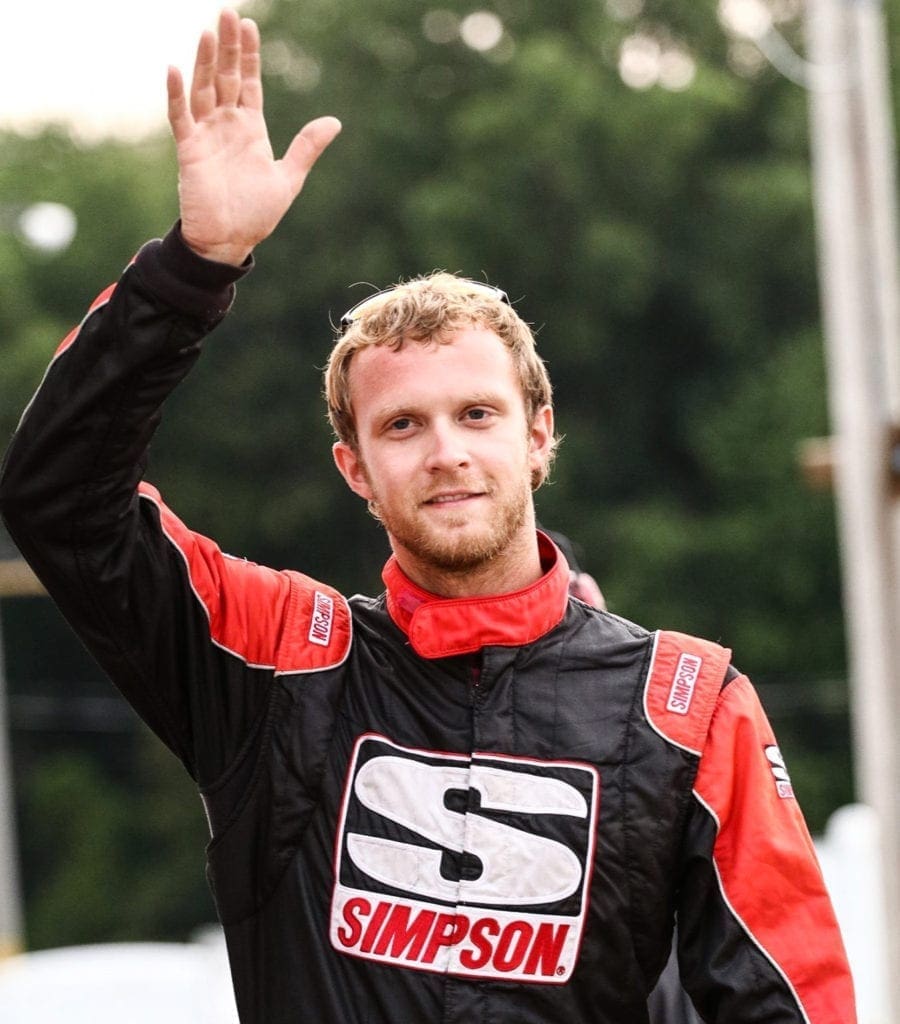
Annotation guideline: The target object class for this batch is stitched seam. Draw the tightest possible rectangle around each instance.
[203,685,281,855]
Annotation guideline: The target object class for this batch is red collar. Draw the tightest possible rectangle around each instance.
[382,531,570,659]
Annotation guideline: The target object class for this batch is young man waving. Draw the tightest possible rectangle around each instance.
[0,10,855,1023]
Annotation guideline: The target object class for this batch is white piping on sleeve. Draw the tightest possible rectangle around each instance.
[689,788,813,1024]
[139,489,352,675]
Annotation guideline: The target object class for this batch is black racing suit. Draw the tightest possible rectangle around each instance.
[0,227,857,1024]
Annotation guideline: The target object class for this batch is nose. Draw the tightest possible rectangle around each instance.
[424,420,471,473]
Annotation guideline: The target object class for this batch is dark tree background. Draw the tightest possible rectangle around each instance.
[0,0,870,946]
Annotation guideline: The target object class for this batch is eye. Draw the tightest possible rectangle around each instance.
[464,407,492,423]
[388,416,414,432]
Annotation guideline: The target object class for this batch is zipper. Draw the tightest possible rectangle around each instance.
[468,652,482,692]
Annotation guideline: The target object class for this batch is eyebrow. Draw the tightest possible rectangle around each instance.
[373,392,507,421]
[463,392,507,407]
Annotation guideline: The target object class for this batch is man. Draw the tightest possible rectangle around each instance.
[0,10,855,1024]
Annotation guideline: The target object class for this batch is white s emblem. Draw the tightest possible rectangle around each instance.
[348,756,586,905]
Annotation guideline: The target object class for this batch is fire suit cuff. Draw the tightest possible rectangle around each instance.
[133,221,254,324]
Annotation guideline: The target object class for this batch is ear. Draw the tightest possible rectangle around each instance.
[333,441,374,501]
[528,404,555,476]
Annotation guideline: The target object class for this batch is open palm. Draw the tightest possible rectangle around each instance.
[167,8,341,266]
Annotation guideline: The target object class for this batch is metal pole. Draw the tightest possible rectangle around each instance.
[805,0,900,1017]
[0,605,24,959]
[853,0,900,418]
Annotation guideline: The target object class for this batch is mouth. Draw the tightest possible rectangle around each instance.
[423,491,485,506]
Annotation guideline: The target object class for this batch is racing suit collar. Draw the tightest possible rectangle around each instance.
[382,531,570,659]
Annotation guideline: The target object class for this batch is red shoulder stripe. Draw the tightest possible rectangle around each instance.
[138,483,351,673]
[15,284,119,433]
[54,283,117,357]
[694,676,857,1024]
[643,630,731,755]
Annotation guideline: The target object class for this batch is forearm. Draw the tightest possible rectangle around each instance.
[0,225,247,544]
[0,228,260,775]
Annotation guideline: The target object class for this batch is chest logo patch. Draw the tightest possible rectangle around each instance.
[330,734,600,984]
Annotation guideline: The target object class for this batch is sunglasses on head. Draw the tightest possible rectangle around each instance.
[340,279,510,333]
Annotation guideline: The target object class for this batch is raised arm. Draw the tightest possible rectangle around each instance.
[0,10,343,786]
[167,8,341,266]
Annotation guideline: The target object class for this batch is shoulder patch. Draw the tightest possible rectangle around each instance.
[643,630,731,755]
[276,572,352,674]
[140,483,351,673]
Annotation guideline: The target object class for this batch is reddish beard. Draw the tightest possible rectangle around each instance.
[370,475,532,575]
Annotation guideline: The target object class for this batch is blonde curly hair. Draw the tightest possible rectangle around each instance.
[324,272,558,488]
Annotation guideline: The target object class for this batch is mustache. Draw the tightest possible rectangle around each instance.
[419,477,492,503]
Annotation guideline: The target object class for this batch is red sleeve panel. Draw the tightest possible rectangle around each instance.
[692,675,857,1024]
[139,482,351,674]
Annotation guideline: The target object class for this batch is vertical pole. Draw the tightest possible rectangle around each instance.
[0,605,24,959]
[805,0,900,1017]
[853,0,900,418]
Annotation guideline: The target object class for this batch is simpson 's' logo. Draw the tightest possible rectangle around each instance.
[308,591,334,647]
[666,653,702,715]
[330,734,600,984]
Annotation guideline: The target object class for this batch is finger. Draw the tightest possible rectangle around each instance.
[238,18,263,110]
[166,66,194,143]
[280,116,342,193]
[215,8,243,107]
[190,29,218,121]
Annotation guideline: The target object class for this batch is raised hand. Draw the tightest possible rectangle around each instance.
[167,8,341,266]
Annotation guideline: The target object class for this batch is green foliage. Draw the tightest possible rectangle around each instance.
[0,129,178,448]
[19,741,212,949]
[1,0,866,940]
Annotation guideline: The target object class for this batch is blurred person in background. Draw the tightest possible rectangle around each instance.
[0,9,855,1024]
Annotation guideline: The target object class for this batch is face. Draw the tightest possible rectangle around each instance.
[332,326,554,587]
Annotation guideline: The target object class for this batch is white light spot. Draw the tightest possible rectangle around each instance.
[618,34,661,90]
[460,11,504,53]
[659,48,696,91]
[718,0,773,40]
[17,203,78,254]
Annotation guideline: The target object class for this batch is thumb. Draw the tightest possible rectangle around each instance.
[281,116,342,193]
